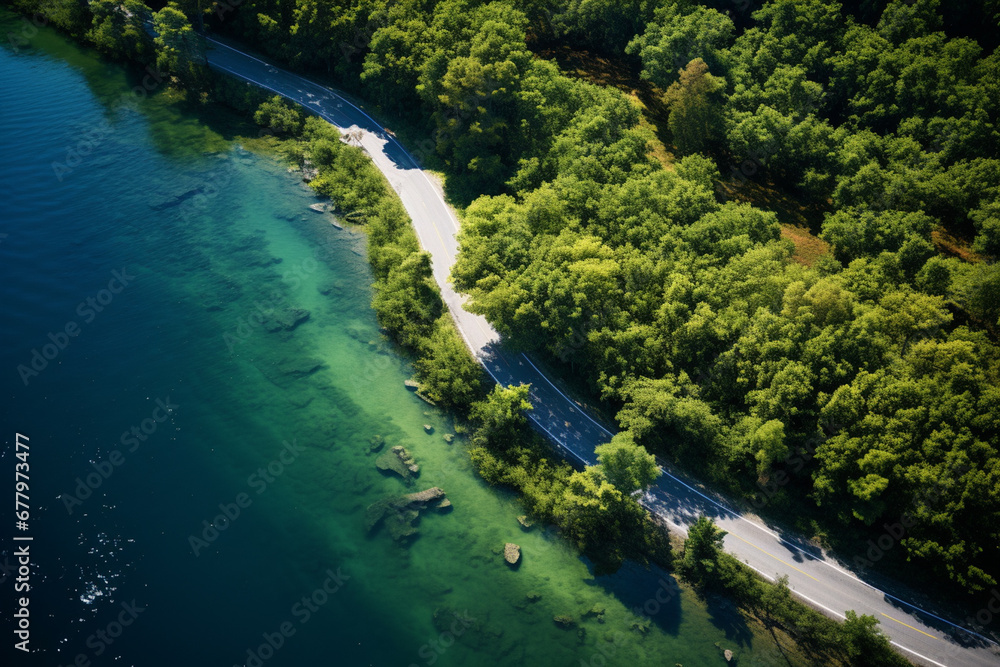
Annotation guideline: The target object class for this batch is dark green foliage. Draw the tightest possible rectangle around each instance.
[370,251,442,348]
[209,72,276,115]
[544,0,659,53]
[253,96,306,135]
[554,466,654,574]
[814,328,1000,591]
[467,384,668,574]
[678,515,726,586]
[594,433,659,495]
[413,318,486,409]
[662,58,726,155]
[678,517,909,666]
[445,0,1000,596]
[87,0,153,62]
[821,209,935,265]
[841,611,910,666]
[626,5,734,87]
[28,0,201,82]
[469,383,532,450]
[6,0,93,37]
[153,2,207,87]
[311,144,392,213]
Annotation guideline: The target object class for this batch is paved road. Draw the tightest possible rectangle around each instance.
[204,37,999,667]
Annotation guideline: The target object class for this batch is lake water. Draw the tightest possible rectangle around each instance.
[0,11,785,666]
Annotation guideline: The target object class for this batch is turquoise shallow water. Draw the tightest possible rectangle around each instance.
[0,12,785,667]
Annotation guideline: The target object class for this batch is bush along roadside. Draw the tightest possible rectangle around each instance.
[238,96,487,412]
[678,516,911,667]
[467,383,673,575]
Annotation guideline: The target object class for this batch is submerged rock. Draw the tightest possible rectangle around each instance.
[256,355,324,388]
[276,356,322,378]
[403,487,445,505]
[584,604,606,623]
[364,498,394,531]
[375,445,418,480]
[399,447,419,473]
[631,620,650,635]
[423,424,434,434]
[385,508,420,541]
[517,515,533,530]
[365,487,447,542]
[241,251,282,268]
[149,185,205,211]
[504,543,521,565]
[316,280,343,296]
[263,307,310,333]
[553,615,575,629]
[302,160,319,182]
[432,606,478,636]
[443,433,454,444]
[367,435,385,454]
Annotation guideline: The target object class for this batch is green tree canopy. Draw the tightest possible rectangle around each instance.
[153,2,206,86]
[626,5,734,88]
[681,515,727,586]
[253,96,306,135]
[663,58,726,155]
[469,383,533,450]
[595,433,660,494]
[88,0,153,62]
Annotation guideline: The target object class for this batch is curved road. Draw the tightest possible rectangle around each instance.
[204,37,999,667]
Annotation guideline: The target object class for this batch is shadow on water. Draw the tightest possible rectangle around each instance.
[703,590,756,649]
[585,559,683,637]
[6,24,270,162]
[117,77,263,160]
[585,556,755,654]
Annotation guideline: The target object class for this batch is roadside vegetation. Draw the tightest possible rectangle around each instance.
[250,97,489,411]
[678,515,910,667]
[231,91,674,577]
[468,383,671,574]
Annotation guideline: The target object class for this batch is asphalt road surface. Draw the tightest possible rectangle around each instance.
[205,36,999,667]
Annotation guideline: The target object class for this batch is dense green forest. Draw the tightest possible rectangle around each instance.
[255,0,999,596]
[11,0,999,601]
